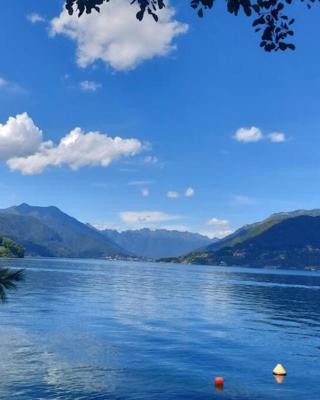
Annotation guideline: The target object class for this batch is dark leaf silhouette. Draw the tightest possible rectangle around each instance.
[0,268,24,303]
[64,0,320,51]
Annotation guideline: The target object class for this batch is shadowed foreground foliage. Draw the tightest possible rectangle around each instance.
[65,0,319,52]
[0,268,24,302]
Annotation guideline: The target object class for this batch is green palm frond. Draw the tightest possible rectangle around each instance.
[0,268,24,303]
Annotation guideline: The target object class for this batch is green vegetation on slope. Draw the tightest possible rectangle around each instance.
[163,212,320,270]
[0,237,24,258]
[0,203,126,258]
[207,209,320,252]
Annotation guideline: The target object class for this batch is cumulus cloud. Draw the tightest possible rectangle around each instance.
[205,217,233,238]
[185,187,194,197]
[120,211,180,224]
[233,126,287,143]
[207,217,229,227]
[268,132,286,142]
[50,0,188,71]
[8,128,142,175]
[27,13,46,24]
[0,113,43,160]
[167,191,179,199]
[0,113,142,174]
[233,126,263,143]
[80,80,101,92]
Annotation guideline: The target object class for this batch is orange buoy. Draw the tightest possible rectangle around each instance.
[272,364,287,376]
[214,377,224,391]
[274,375,285,384]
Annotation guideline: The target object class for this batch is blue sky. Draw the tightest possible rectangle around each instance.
[0,0,320,237]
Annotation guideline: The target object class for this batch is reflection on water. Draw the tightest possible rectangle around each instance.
[0,258,319,399]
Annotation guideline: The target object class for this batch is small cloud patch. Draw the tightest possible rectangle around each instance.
[205,217,233,238]
[120,211,181,224]
[268,132,286,143]
[233,126,287,143]
[80,80,101,92]
[142,188,150,197]
[185,187,194,197]
[27,13,46,24]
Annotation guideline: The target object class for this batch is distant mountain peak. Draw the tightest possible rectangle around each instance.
[101,227,213,259]
[0,202,214,260]
[0,203,127,258]
[12,203,62,213]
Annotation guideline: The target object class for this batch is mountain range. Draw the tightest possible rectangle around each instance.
[162,209,320,269]
[3,204,320,269]
[0,204,212,259]
[0,204,125,258]
[101,228,213,259]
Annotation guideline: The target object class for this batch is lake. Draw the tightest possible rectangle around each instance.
[0,258,319,400]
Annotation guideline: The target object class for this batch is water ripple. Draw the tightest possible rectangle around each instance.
[0,258,319,399]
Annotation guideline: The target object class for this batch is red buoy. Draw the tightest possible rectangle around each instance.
[214,377,224,391]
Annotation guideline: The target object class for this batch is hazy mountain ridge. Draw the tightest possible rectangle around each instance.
[3,204,320,266]
[162,210,320,269]
[101,228,213,259]
[0,204,126,258]
[0,204,213,259]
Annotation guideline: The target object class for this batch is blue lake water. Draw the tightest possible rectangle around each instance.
[0,258,319,400]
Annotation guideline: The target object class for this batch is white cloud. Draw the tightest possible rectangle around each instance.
[167,191,179,199]
[0,78,7,87]
[268,132,286,143]
[205,217,233,238]
[200,229,232,239]
[50,0,188,71]
[91,222,111,231]
[144,155,158,164]
[0,113,43,160]
[233,126,263,143]
[207,217,230,227]
[0,77,25,94]
[8,127,142,175]
[185,187,194,197]
[0,113,142,175]
[27,13,46,24]
[141,188,149,197]
[120,211,181,224]
[233,126,287,143]
[80,80,101,92]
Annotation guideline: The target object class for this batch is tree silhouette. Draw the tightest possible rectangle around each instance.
[0,268,24,303]
[65,0,318,52]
